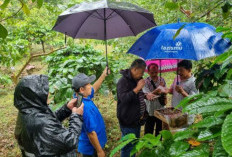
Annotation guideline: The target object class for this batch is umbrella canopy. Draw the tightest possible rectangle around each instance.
[146,59,178,73]
[53,0,156,67]
[127,22,231,60]
[53,0,156,40]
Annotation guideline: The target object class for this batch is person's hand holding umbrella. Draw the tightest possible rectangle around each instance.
[102,66,111,77]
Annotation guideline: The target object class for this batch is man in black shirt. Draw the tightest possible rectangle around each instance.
[117,59,146,157]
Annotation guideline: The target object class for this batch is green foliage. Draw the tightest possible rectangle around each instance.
[169,141,190,156]
[180,144,210,157]
[173,129,194,141]
[37,0,44,8]
[0,1,65,66]
[221,112,232,156]
[0,23,8,39]
[0,36,30,66]
[45,44,104,108]
[0,73,12,85]
[191,116,224,129]
[195,62,232,93]
[165,2,179,10]
[45,44,126,109]
[160,130,173,140]
[110,133,137,157]
[0,0,10,10]
[110,133,162,157]
[221,1,232,19]
[213,138,230,157]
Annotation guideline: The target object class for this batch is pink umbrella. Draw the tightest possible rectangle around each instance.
[145,59,178,73]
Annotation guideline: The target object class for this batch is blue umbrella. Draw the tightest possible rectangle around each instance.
[127,22,231,60]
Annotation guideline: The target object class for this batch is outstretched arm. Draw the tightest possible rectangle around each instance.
[93,67,110,93]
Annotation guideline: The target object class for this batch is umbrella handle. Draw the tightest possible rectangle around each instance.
[106,65,109,75]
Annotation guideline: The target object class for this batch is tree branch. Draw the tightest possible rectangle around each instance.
[12,47,66,84]
[194,0,224,22]
[0,0,24,22]
[32,47,66,58]
[180,7,191,18]
[41,40,46,53]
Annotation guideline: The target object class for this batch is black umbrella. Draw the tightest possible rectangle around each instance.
[52,0,156,66]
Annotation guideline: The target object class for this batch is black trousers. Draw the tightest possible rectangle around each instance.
[144,116,162,136]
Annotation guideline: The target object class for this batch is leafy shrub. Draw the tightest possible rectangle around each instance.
[45,44,130,109]
[0,74,12,85]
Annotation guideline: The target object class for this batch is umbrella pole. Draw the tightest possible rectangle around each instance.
[159,59,161,83]
[105,40,108,67]
[176,59,179,85]
[65,32,67,46]
[104,8,109,74]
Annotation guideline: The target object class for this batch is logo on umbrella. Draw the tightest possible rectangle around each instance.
[161,41,183,53]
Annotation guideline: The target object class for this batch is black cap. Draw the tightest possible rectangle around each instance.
[72,73,96,90]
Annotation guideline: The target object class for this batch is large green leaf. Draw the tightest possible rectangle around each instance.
[197,129,221,141]
[183,97,232,114]
[216,27,231,32]
[169,141,190,156]
[120,133,136,142]
[179,144,209,157]
[226,68,232,79]
[139,149,158,157]
[110,138,136,157]
[218,81,232,97]
[174,129,193,141]
[130,141,146,156]
[160,130,173,140]
[155,146,172,157]
[173,24,186,40]
[221,55,232,70]
[214,68,227,80]
[211,50,232,67]
[143,134,161,146]
[222,32,232,39]
[176,93,203,109]
[213,138,230,157]
[0,0,10,9]
[0,24,8,39]
[221,112,232,155]
[192,116,224,128]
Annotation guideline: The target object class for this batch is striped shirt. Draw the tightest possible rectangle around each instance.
[143,77,166,116]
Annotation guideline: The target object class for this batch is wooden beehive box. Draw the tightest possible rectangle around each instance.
[154,107,188,128]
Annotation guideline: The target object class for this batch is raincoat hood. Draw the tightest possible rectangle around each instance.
[14,75,49,112]
[14,75,83,157]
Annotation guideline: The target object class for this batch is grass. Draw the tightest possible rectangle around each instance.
[0,91,21,157]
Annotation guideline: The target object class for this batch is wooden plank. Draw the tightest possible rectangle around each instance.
[154,110,168,123]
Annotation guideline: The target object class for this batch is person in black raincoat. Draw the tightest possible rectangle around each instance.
[14,75,83,157]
